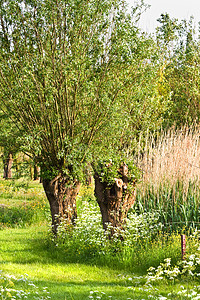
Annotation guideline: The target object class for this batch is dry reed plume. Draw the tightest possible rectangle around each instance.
[136,125,200,199]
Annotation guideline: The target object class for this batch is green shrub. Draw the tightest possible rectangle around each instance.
[0,202,49,228]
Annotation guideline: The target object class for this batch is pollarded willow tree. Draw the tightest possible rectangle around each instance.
[92,34,169,234]
[0,0,149,233]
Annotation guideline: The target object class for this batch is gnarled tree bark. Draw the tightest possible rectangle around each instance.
[42,175,80,235]
[94,164,136,237]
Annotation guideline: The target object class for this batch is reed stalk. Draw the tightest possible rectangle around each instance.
[135,125,200,231]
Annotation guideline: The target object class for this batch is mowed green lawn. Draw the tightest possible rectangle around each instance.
[0,224,148,300]
[0,224,194,300]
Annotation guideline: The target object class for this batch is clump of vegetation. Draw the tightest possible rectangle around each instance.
[0,204,34,228]
[47,197,180,272]
[135,125,200,232]
[0,202,49,228]
[0,179,49,228]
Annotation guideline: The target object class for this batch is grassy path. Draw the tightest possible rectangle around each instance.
[0,224,152,300]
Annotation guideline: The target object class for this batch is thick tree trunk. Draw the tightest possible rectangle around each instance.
[34,164,40,181]
[42,176,80,234]
[94,164,136,237]
[3,153,13,179]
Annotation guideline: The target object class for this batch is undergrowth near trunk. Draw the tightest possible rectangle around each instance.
[48,198,191,273]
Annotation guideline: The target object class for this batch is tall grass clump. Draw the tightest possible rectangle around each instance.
[135,125,200,231]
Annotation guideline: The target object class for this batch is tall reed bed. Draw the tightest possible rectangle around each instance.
[135,125,200,231]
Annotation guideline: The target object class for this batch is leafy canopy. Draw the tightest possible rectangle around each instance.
[0,0,146,181]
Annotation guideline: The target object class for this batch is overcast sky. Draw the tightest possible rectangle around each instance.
[127,0,200,33]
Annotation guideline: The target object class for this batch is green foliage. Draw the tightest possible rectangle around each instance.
[93,154,141,188]
[0,111,22,158]
[0,0,137,181]
[135,180,200,232]
[156,13,182,46]
[0,0,171,185]
[156,14,200,127]
[0,204,34,227]
[0,178,49,227]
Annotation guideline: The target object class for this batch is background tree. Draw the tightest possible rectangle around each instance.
[156,14,200,127]
[0,111,22,178]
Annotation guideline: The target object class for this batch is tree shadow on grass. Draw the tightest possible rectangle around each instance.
[29,236,143,274]
[0,225,145,275]
[0,231,150,299]
[0,227,175,300]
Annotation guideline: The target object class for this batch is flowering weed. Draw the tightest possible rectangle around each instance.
[0,271,51,299]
